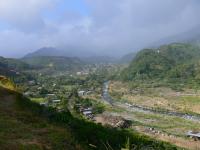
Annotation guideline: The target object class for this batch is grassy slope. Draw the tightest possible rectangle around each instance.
[0,87,84,150]
[0,77,180,150]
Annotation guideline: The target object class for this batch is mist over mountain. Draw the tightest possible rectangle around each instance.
[118,52,136,64]
[24,23,200,62]
[24,47,63,58]
[152,24,200,47]
[24,47,119,64]
[120,43,200,85]
[24,47,92,58]
[24,47,101,58]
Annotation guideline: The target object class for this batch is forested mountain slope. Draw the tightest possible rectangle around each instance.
[22,56,83,71]
[121,43,200,87]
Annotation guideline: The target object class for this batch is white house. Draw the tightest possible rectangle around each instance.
[78,90,86,96]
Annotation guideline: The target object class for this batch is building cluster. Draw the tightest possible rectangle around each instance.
[75,104,94,120]
[187,131,200,140]
[39,93,62,107]
[97,115,131,128]
[78,90,93,97]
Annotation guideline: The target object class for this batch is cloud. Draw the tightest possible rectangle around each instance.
[0,0,58,32]
[0,0,200,57]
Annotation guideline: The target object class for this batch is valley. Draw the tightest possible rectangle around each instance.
[1,2,200,149]
[1,43,200,150]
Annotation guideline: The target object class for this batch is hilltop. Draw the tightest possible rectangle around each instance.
[24,47,66,58]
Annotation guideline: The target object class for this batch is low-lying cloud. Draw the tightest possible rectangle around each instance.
[0,0,200,57]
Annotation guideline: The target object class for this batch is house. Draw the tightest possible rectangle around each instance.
[52,99,61,103]
[47,94,55,96]
[86,91,92,95]
[23,92,30,96]
[82,110,94,119]
[187,131,200,140]
[76,72,82,75]
[83,110,92,116]
[83,108,93,112]
[78,107,94,119]
[78,90,86,96]
[39,102,48,107]
[37,87,42,90]
[28,80,35,85]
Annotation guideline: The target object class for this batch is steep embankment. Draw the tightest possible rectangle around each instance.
[0,76,179,150]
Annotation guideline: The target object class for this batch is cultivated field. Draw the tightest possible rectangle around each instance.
[109,81,200,114]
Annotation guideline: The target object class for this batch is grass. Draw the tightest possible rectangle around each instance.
[108,104,200,138]
[106,104,200,149]
[109,81,200,115]
[0,87,84,150]
[31,98,46,103]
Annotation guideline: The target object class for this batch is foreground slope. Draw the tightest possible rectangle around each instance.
[0,77,83,150]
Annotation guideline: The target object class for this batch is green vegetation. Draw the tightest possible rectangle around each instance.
[0,56,30,70]
[0,77,179,150]
[120,43,200,88]
[22,56,83,71]
[17,93,179,150]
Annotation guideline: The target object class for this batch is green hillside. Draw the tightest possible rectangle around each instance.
[0,57,33,84]
[121,43,200,87]
[22,56,83,71]
[0,77,179,150]
[0,56,30,70]
[119,52,136,64]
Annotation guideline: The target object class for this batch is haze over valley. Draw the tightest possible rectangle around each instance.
[1,1,200,150]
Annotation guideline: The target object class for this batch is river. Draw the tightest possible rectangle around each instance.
[102,81,200,122]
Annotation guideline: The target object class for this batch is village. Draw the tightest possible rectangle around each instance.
[22,77,200,140]
[17,61,200,150]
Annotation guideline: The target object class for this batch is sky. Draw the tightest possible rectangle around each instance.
[0,0,200,58]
